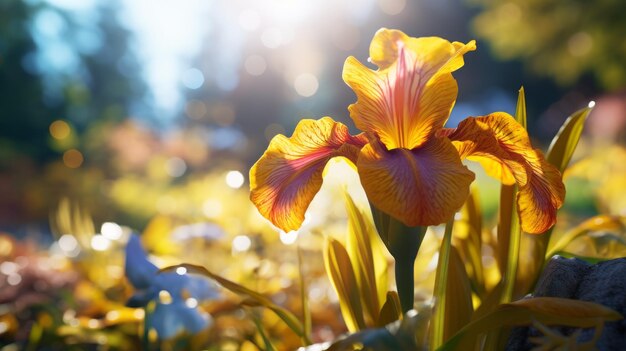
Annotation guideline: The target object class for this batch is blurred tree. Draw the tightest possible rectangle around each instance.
[471,0,626,91]
[0,0,60,164]
[0,0,147,225]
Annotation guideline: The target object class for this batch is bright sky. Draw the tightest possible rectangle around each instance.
[38,0,413,121]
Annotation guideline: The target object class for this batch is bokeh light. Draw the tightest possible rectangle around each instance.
[49,120,71,140]
[165,157,187,177]
[63,149,84,168]
[181,68,205,89]
[294,73,319,97]
[232,235,251,252]
[225,170,245,189]
[244,55,267,76]
[378,0,406,15]
[90,235,111,251]
[100,222,123,240]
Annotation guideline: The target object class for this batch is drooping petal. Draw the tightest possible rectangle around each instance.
[125,234,158,290]
[250,117,368,232]
[445,113,565,233]
[150,301,211,339]
[357,137,475,227]
[343,29,476,150]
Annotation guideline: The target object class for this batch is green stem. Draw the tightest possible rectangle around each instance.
[431,219,455,350]
[370,204,426,313]
[395,257,416,313]
[500,185,521,304]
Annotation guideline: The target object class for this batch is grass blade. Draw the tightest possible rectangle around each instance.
[430,219,455,350]
[345,193,386,326]
[297,245,312,344]
[161,264,309,344]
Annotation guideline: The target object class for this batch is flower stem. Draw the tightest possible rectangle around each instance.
[395,255,416,313]
[500,184,521,304]
[370,205,426,313]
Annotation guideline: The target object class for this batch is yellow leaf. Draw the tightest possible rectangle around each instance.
[547,215,626,258]
[439,297,622,351]
[142,215,179,255]
[345,193,388,326]
[324,237,367,332]
[377,291,402,327]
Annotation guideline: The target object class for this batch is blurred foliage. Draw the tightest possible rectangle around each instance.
[471,0,626,90]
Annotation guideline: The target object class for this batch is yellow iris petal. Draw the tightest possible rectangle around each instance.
[343,28,476,150]
[357,137,475,227]
[445,113,565,233]
[249,117,367,232]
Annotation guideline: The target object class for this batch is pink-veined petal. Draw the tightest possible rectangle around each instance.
[445,113,566,233]
[357,137,475,227]
[250,117,367,232]
[343,29,476,150]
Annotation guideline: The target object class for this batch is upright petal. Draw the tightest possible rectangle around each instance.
[343,29,475,150]
[445,113,565,233]
[357,137,475,227]
[250,117,368,232]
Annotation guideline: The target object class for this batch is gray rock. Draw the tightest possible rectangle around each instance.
[507,256,626,350]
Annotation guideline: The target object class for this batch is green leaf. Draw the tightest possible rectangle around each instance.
[324,237,367,332]
[377,291,402,327]
[498,88,525,304]
[431,219,454,350]
[452,190,485,295]
[432,222,473,348]
[250,311,277,351]
[439,297,622,351]
[546,106,592,174]
[515,87,527,129]
[442,247,474,344]
[161,264,309,344]
[486,88,525,350]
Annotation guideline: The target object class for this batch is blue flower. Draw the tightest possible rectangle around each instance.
[124,234,219,339]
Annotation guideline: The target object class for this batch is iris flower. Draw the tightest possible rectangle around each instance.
[250,29,564,234]
[125,234,219,339]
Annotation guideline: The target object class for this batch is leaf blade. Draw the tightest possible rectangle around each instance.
[324,237,367,332]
